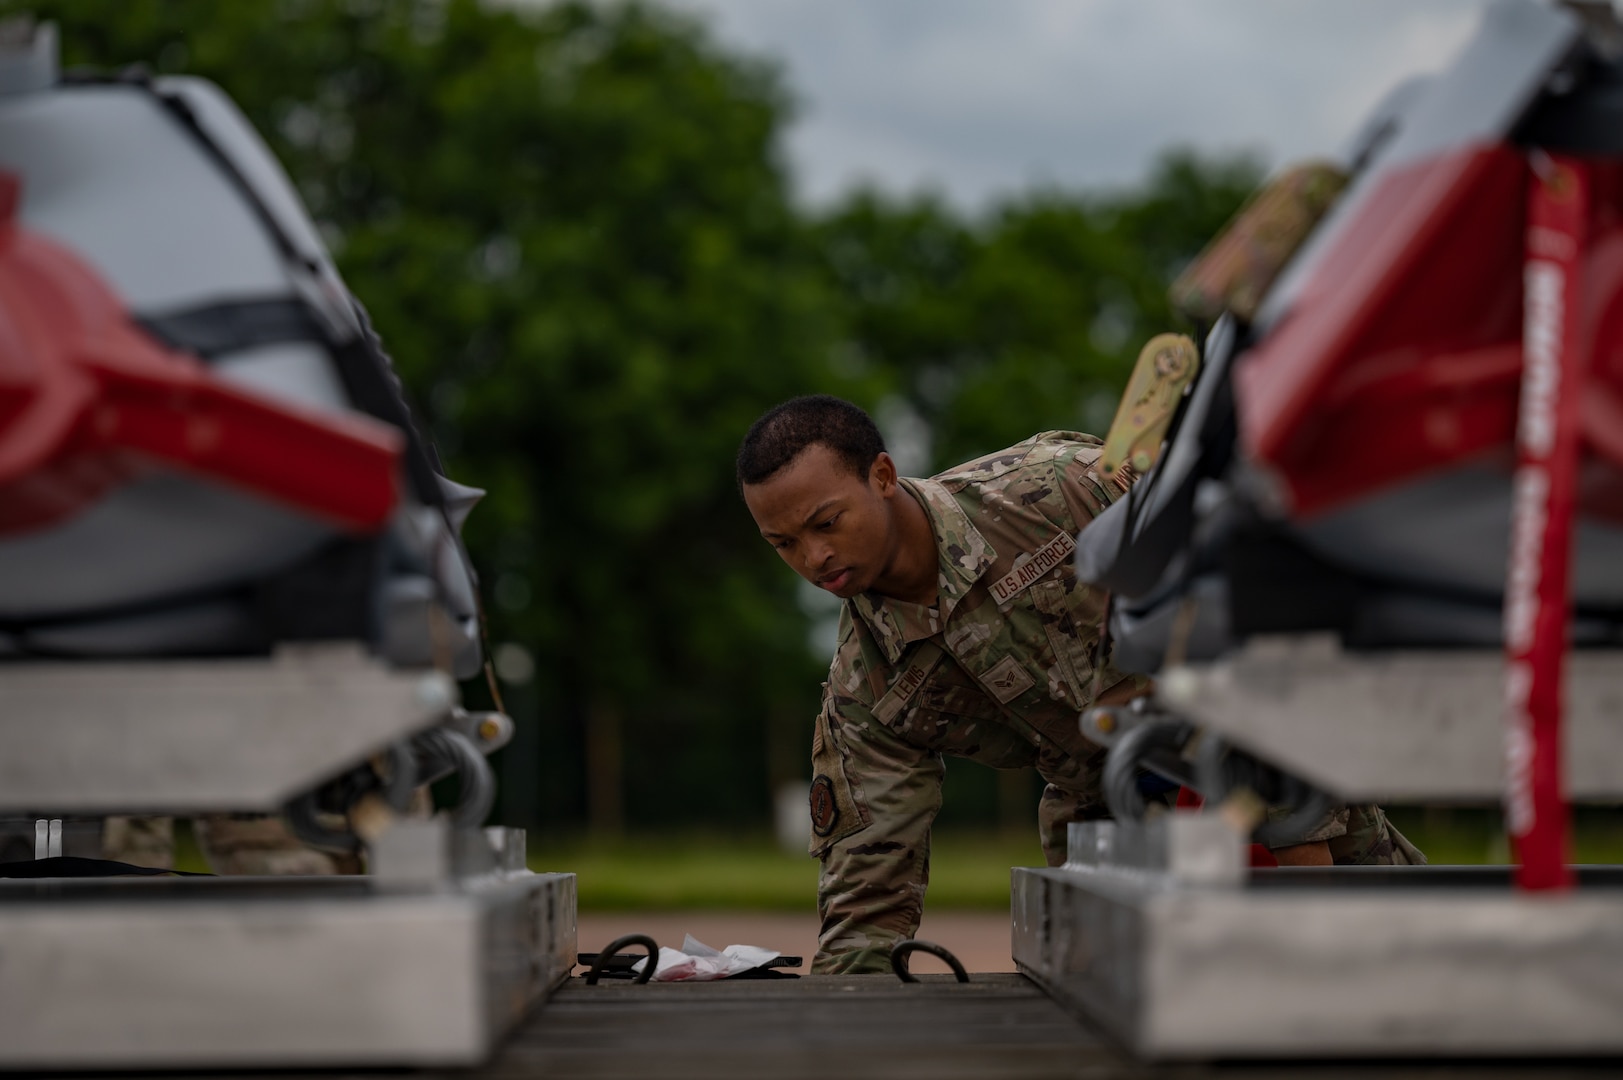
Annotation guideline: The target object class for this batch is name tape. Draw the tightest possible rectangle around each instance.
[873,642,945,724]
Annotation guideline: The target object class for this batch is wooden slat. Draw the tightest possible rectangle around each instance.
[483,973,1118,1079]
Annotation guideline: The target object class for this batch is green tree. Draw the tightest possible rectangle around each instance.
[812,151,1264,473]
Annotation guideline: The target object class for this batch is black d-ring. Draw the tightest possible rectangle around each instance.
[584,933,660,985]
[890,939,969,983]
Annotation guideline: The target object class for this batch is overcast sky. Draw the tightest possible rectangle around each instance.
[662,0,1490,209]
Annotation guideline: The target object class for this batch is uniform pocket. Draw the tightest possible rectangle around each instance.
[808,702,872,857]
[1029,575,1106,708]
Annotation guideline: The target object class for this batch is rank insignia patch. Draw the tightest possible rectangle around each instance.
[809,775,839,837]
[983,655,1035,703]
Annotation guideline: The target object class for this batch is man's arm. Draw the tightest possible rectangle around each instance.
[810,691,944,975]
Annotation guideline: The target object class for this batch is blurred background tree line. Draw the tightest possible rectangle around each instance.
[13,0,1261,835]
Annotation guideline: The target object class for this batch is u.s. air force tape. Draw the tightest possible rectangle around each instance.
[989,530,1076,604]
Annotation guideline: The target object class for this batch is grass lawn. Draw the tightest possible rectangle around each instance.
[534,810,1623,912]
[528,829,1045,911]
[1385,806,1623,866]
[174,810,1623,907]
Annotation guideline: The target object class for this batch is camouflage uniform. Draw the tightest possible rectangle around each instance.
[195,813,362,876]
[98,814,365,875]
[101,815,175,868]
[808,432,1418,975]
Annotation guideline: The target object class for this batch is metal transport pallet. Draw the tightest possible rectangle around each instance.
[0,858,576,1069]
[1015,818,1623,1060]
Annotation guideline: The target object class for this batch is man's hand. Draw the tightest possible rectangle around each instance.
[1271,839,1333,866]
[1094,674,1152,707]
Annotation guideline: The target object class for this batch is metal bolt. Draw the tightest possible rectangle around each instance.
[415,674,452,714]
[1160,666,1199,707]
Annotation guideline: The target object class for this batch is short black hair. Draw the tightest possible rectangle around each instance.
[736,395,886,489]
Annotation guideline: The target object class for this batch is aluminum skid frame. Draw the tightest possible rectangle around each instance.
[0,647,578,1070]
[1012,817,1623,1060]
[0,826,576,1070]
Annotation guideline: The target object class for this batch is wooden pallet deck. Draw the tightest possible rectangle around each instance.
[483,973,1115,1079]
[469,973,1623,1080]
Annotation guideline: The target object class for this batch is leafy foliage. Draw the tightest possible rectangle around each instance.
[812,156,1261,472]
[10,0,1260,828]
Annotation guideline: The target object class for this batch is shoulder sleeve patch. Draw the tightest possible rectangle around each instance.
[809,776,839,837]
[808,699,873,857]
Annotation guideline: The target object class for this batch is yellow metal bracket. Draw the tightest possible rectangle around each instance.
[1099,332,1200,480]
[1169,160,1347,325]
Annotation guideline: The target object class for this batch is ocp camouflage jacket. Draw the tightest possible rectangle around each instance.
[808,431,1140,975]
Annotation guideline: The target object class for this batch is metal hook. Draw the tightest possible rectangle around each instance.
[890,939,969,983]
[584,933,659,985]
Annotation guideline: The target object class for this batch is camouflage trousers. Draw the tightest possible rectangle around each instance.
[101,815,176,868]
[1317,804,1427,865]
[193,814,364,875]
[99,809,437,876]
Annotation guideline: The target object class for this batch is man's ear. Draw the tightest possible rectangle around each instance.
[869,451,898,495]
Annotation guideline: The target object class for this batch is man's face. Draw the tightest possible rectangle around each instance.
[742,444,900,600]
